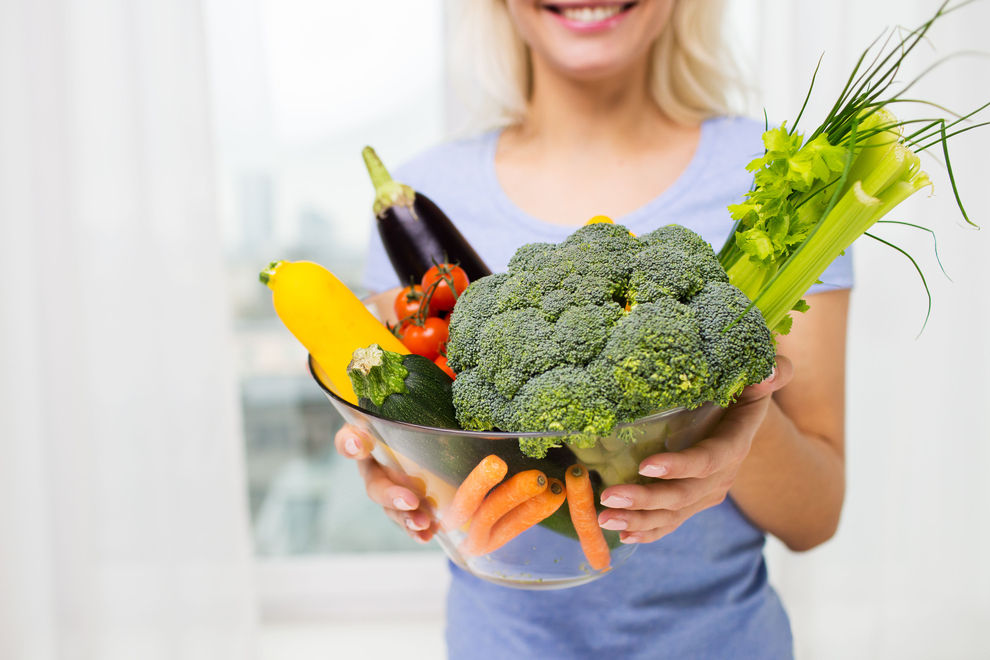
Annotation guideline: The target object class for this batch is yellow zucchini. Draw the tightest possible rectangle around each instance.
[260,260,408,404]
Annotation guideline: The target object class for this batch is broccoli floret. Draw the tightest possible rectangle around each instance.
[689,281,776,406]
[508,366,618,457]
[628,224,729,304]
[555,223,639,295]
[443,221,775,455]
[446,272,508,372]
[553,303,624,366]
[475,307,558,398]
[500,226,637,318]
[592,298,714,419]
[493,271,546,313]
[507,242,556,273]
[451,369,511,431]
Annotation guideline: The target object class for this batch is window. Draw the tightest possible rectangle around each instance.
[205,0,448,567]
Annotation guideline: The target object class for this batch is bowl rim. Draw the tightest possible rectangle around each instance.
[308,354,713,439]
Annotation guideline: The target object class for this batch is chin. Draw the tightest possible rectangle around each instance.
[509,0,671,82]
[544,42,651,81]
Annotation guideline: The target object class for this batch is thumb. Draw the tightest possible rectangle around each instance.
[737,354,794,402]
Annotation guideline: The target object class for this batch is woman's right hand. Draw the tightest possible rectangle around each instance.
[334,423,437,543]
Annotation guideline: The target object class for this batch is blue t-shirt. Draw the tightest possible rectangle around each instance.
[363,116,853,660]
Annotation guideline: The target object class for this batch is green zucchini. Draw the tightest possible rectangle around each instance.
[347,344,459,429]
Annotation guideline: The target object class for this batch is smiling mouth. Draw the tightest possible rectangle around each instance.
[542,2,639,24]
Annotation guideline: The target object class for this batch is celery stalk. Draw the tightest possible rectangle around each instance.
[718,1,985,335]
[754,182,881,331]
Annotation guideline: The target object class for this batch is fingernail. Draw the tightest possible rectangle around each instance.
[344,436,361,456]
[405,516,426,531]
[601,495,632,508]
[599,517,628,531]
[620,533,640,544]
[639,464,667,478]
[393,497,415,511]
[762,365,777,385]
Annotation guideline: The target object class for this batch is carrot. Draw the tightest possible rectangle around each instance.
[461,469,548,556]
[565,464,611,571]
[441,454,508,531]
[483,478,566,555]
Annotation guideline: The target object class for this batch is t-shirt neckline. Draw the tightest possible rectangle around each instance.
[480,118,717,239]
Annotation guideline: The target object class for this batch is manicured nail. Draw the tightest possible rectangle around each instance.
[639,464,667,478]
[393,497,415,511]
[620,533,640,544]
[344,436,361,456]
[599,518,628,531]
[601,495,632,508]
[405,516,426,531]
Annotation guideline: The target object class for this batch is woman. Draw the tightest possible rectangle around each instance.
[336,1,849,656]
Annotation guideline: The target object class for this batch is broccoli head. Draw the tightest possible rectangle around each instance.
[444,221,774,456]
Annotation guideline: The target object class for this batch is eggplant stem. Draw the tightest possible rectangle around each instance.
[362,146,417,217]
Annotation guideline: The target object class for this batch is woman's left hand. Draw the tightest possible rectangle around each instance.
[596,355,794,544]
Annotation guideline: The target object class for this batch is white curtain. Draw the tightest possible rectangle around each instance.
[0,1,257,659]
[728,1,990,658]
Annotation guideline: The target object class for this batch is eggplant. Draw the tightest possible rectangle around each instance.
[362,146,491,284]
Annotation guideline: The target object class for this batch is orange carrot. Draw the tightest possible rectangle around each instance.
[441,454,508,532]
[461,469,548,556]
[483,478,566,555]
[565,464,611,571]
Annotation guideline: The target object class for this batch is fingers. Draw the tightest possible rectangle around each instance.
[601,477,709,512]
[358,457,421,512]
[335,424,435,542]
[598,472,734,544]
[356,457,435,543]
[599,495,721,544]
[334,424,374,459]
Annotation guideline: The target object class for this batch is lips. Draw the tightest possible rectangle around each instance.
[542,2,638,23]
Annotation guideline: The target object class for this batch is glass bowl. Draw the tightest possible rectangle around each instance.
[309,357,725,589]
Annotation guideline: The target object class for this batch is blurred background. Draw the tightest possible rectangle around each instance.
[1,0,987,658]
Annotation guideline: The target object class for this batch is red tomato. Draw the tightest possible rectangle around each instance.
[434,354,456,380]
[421,264,469,314]
[401,317,449,361]
[393,284,426,322]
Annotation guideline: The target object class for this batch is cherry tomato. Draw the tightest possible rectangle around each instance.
[421,264,469,314]
[393,284,426,322]
[401,317,449,361]
[434,354,456,380]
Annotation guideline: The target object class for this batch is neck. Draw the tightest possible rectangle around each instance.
[514,53,668,149]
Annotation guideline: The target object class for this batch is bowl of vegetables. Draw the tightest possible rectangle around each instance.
[310,355,725,589]
[263,7,990,588]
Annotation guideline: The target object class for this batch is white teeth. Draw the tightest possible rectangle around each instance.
[561,5,623,23]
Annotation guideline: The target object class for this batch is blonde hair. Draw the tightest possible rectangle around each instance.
[447,0,745,133]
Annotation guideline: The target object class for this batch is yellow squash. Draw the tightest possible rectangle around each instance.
[260,260,408,404]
